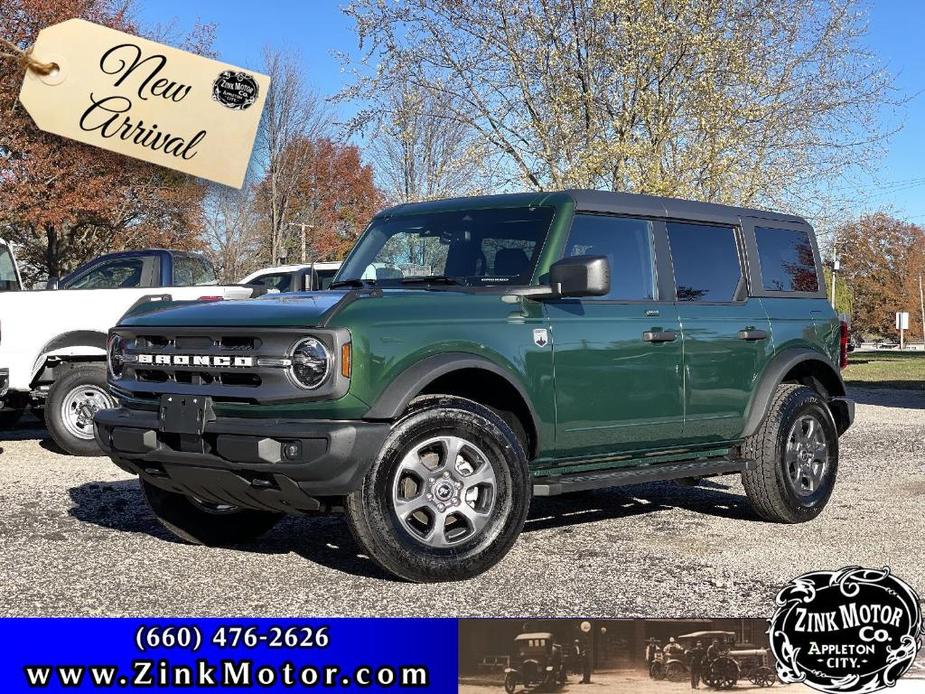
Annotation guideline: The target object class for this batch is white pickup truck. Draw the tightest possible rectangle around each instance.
[0,248,254,455]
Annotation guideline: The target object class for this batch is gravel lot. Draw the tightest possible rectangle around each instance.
[0,386,922,617]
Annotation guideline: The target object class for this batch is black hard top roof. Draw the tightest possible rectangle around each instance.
[378,189,808,227]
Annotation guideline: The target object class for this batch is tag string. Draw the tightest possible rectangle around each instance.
[0,37,57,76]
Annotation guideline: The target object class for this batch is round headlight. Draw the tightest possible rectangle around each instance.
[107,334,125,379]
[290,337,330,389]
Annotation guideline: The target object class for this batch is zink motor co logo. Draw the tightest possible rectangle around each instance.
[769,567,923,693]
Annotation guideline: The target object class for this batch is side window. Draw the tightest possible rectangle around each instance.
[173,255,217,286]
[667,222,742,302]
[755,226,819,292]
[564,214,656,300]
[316,269,337,289]
[247,272,291,292]
[67,259,145,289]
[0,246,19,290]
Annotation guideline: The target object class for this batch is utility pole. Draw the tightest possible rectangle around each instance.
[286,222,315,264]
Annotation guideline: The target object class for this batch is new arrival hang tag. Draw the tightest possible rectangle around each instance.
[18,19,269,189]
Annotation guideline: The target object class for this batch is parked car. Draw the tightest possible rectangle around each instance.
[240,262,342,293]
[0,238,24,426]
[55,249,219,291]
[0,249,255,454]
[95,191,854,582]
[503,632,567,693]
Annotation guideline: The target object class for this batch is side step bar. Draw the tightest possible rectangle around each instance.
[533,457,750,497]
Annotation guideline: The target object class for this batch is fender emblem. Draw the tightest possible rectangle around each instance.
[533,329,549,348]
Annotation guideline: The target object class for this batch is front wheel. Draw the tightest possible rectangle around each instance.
[346,395,531,583]
[742,384,839,523]
[504,672,518,694]
[45,363,115,455]
[665,660,687,682]
[141,480,282,546]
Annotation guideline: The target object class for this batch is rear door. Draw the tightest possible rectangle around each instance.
[666,221,773,443]
[547,213,684,458]
[744,219,835,361]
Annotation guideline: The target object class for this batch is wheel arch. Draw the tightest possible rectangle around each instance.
[30,330,109,386]
[364,353,540,459]
[743,348,848,438]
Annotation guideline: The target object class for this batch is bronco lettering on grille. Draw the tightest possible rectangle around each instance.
[136,354,255,368]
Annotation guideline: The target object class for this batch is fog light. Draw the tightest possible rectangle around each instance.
[283,441,302,460]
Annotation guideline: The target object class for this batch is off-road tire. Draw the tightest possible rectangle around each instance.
[46,363,114,456]
[742,384,839,523]
[346,395,531,582]
[141,479,282,546]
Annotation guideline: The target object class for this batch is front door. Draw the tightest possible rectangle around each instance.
[665,220,774,443]
[547,214,684,459]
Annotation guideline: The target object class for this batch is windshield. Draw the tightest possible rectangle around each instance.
[336,206,555,287]
[0,245,20,291]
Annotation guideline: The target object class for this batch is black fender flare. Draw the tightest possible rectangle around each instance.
[364,352,541,435]
[742,348,847,438]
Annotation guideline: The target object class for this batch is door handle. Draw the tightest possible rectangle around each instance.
[642,329,677,343]
[737,329,768,341]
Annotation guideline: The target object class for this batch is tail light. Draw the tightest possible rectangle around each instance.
[197,295,223,302]
[839,320,849,369]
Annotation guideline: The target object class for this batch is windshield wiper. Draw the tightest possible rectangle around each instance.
[400,275,461,286]
[329,278,376,289]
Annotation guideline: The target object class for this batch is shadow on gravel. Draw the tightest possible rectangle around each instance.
[847,386,925,409]
[67,475,759,581]
[525,478,758,532]
[66,480,393,581]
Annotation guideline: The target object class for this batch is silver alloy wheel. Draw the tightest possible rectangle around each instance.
[391,435,497,548]
[785,414,829,497]
[61,384,114,440]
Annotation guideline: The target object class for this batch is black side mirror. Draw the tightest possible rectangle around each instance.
[549,255,610,298]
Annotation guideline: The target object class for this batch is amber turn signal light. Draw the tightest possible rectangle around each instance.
[341,343,352,378]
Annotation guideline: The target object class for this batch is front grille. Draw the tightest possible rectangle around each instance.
[111,326,351,406]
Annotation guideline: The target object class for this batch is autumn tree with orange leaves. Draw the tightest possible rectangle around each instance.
[837,213,925,339]
[256,137,382,264]
[0,0,212,283]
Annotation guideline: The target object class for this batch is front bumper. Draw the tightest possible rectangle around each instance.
[94,407,390,513]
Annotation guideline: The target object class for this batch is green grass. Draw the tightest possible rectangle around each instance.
[843,351,925,390]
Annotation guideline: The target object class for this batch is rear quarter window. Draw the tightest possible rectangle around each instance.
[755,227,819,292]
[173,255,217,286]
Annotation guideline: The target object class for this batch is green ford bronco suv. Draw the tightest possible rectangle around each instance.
[95,191,854,582]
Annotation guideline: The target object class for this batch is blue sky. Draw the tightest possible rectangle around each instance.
[137,1,925,223]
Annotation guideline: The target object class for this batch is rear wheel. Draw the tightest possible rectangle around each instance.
[45,363,115,455]
[751,666,776,687]
[346,395,531,582]
[742,384,839,523]
[141,480,282,546]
